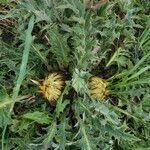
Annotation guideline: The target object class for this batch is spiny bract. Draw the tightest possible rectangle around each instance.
[89,76,109,100]
[39,73,65,103]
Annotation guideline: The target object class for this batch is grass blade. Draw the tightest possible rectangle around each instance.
[126,65,150,81]
[10,15,35,111]
[113,78,150,87]
[1,15,35,150]
[123,53,150,80]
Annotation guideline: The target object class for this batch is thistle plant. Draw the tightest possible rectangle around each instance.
[0,0,150,150]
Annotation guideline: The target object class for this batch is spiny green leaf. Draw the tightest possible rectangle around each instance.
[43,121,57,149]
[48,25,71,67]
[72,69,88,94]
[22,111,52,124]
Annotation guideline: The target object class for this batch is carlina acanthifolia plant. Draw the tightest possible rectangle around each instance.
[0,0,150,150]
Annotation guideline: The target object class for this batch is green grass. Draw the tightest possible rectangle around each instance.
[0,0,150,150]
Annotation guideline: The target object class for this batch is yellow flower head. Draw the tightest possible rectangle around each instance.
[88,76,109,100]
[32,73,65,103]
